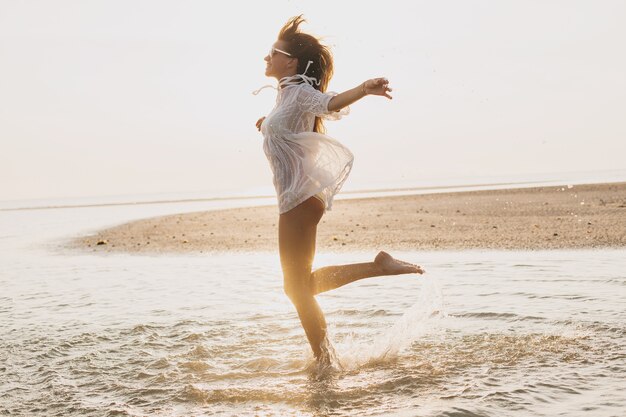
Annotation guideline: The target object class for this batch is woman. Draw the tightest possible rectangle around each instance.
[254,15,425,364]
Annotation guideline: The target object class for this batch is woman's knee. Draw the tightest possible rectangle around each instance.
[283,276,313,304]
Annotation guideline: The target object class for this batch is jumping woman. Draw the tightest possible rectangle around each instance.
[254,15,425,364]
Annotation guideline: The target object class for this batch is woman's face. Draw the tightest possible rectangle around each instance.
[265,40,298,80]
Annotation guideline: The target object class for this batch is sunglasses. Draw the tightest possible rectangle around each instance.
[269,46,293,58]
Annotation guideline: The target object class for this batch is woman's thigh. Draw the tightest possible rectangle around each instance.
[278,197,324,280]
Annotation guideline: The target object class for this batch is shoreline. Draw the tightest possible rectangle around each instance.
[68,182,626,254]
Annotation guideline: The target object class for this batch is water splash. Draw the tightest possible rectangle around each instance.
[332,276,445,370]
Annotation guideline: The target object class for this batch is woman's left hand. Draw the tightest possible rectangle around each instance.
[255,116,266,132]
[363,77,392,99]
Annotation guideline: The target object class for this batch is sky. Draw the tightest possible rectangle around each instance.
[1,0,625,202]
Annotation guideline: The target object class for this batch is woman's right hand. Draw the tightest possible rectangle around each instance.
[256,116,266,132]
[363,78,392,99]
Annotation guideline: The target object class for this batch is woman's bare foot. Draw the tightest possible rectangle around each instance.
[374,251,425,275]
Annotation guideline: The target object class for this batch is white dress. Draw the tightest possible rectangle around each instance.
[255,74,354,214]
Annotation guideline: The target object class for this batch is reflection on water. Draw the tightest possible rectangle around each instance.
[1,207,625,416]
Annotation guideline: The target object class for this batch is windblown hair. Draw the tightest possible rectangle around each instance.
[278,15,334,134]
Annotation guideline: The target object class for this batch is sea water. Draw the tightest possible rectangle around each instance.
[1,199,624,416]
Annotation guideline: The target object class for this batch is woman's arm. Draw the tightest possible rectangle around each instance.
[327,77,392,112]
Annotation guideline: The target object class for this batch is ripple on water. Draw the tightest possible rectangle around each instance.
[2,249,626,416]
[1,317,623,417]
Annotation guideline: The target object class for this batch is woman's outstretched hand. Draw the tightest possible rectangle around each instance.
[256,116,266,132]
[327,78,392,111]
[363,77,392,99]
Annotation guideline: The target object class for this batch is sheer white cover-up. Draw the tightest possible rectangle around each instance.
[254,74,353,214]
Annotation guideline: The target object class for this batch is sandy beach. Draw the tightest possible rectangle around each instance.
[70,182,626,253]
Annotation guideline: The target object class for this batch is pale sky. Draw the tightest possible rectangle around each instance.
[1,0,625,201]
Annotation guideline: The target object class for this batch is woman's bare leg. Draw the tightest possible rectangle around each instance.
[310,252,425,295]
[279,197,329,362]
[279,197,426,361]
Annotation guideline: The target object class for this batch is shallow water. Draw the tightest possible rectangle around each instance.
[1,203,625,416]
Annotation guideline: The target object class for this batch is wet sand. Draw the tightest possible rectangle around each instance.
[69,182,626,253]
